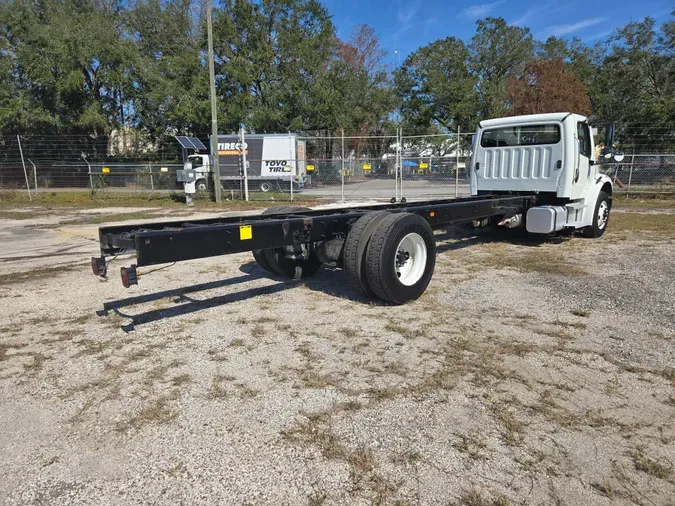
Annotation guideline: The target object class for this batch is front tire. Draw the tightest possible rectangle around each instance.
[582,191,611,238]
[365,213,436,305]
[259,181,272,193]
[195,179,208,193]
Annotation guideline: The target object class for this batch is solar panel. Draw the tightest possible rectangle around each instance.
[175,136,207,150]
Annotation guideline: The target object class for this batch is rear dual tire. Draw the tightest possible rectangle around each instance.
[344,212,436,304]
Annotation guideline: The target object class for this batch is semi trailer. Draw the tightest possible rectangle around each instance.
[93,113,616,305]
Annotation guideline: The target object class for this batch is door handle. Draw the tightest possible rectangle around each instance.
[475,162,480,171]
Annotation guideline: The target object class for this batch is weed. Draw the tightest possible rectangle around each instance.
[250,324,266,338]
[228,338,245,347]
[391,450,422,466]
[490,401,524,446]
[459,489,511,506]
[590,482,614,497]
[384,321,417,340]
[340,327,358,338]
[117,392,178,432]
[171,373,192,387]
[632,448,673,479]
[570,309,590,317]
[257,316,279,324]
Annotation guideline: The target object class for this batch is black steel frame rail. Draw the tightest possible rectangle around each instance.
[98,195,534,268]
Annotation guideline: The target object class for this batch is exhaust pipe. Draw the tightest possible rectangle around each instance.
[498,214,523,228]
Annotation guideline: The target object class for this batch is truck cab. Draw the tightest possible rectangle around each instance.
[185,154,211,192]
[471,112,614,236]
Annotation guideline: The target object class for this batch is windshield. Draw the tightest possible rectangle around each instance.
[481,124,561,148]
[188,156,204,169]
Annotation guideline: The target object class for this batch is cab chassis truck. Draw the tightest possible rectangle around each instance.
[92,113,615,305]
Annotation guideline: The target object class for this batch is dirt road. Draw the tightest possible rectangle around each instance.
[0,204,674,505]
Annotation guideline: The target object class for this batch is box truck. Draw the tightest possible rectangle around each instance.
[183,133,309,193]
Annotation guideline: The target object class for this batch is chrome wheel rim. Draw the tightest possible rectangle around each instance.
[597,201,609,229]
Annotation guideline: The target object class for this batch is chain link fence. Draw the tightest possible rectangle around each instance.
[2,130,674,201]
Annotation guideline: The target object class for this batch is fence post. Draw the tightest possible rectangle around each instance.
[455,126,460,198]
[341,128,345,202]
[82,155,93,191]
[288,132,294,202]
[149,163,154,192]
[28,159,37,191]
[626,153,635,198]
[17,135,32,200]
[241,125,249,202]
[399,126,403,200]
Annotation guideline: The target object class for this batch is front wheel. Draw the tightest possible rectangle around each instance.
[195,179,208,193]
[582,191,611,238]
[259,181,273,193]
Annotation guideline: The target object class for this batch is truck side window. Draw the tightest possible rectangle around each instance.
[577,122,591,158]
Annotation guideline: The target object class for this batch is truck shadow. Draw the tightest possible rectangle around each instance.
[99,264,370,331]
[435,225,568,254]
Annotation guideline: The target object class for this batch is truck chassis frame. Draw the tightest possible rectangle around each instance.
[93,194,537,303]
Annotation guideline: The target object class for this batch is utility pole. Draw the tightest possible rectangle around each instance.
[207,0,221,202]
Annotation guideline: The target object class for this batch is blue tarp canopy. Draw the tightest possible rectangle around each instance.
[402,159,418,167]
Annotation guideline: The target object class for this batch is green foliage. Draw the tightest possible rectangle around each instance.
[0,0,672,150]
[394,37,477,132]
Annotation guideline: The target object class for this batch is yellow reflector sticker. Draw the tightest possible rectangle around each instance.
[101,167,110,173]
[430,211,435,217]
[240,225,252,240]
[306,164,315,172]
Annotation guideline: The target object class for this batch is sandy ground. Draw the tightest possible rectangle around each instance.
[0,205,674,506]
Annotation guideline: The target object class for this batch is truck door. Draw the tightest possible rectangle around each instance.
[573,122,592,199]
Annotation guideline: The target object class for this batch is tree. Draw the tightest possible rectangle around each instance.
[393,37,477,132]
[212,0,336,133]
[469,17,534,119]
[506,59,591,115]
[129,0,210,137]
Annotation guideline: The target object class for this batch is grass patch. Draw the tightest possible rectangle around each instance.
[0,264,82,286]
[458,489,511,506]
[609,212,675,236]
[631,448,673,480]
[0,189,322,210]
[613,196,675,211]
[340,327,358,338]
[384,321,417,340]
[250,324,266,338]
[116,391,179,432]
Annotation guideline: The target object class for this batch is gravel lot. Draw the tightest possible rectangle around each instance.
[0,202,674,505]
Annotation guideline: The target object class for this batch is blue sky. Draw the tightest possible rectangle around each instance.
[325,0,673,64]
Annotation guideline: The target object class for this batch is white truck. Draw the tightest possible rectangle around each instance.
[470,112,615,237]
[98,112,619,305]
[184,133,309,193]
